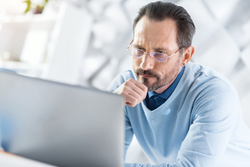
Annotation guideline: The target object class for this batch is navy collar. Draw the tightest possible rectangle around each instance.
[148,66,185,99]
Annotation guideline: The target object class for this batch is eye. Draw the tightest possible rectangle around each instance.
[133,48,144,57]
[136,47,145,51]
[154,52,165,58]
[155,50,164,54]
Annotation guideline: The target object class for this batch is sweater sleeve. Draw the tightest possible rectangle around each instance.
[106,70,135,161]
[124,82,238,167]
[124,107,134,161]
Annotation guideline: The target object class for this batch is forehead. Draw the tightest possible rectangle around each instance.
[134,16,178,50]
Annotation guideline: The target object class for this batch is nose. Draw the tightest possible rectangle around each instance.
[140,53,155,70]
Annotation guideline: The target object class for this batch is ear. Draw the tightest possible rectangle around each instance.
[181,45,195,66]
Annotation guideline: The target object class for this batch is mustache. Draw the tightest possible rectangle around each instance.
[135,68,160,79]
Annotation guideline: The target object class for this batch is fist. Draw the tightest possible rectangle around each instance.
[113,78,148,107]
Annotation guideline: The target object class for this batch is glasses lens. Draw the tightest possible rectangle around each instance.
[152,52,167,62]
[130,47,144,58]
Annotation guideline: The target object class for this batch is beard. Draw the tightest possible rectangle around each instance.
[134,60,181,92]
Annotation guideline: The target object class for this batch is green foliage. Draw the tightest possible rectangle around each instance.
[22,0,50,14]
[23,0,32,14]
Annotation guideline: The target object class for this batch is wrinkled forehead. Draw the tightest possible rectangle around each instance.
[134,16,178,51]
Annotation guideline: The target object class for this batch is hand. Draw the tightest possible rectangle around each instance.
[0,150,20,158]
[113,78,148,107]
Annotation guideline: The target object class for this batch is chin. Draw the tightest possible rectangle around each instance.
[142,80,158,91]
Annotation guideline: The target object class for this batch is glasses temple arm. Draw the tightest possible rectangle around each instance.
[126,39,134,50]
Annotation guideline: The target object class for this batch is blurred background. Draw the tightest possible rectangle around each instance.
[0,0,250,163]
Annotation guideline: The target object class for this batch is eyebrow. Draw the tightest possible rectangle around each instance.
[153,47,170,52]
[134,44,171,52]
[133,44,144,49]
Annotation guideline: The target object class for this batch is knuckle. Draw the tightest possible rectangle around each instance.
[128,78,134,82]
[124,81,130,86]
[130,99,137,107]
[125,98,130,104]
[123,86,129,92]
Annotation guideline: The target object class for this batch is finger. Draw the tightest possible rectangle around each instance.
[130,81,148,101]
[128,78,148,93]
[122,86,141,102]
[131,85,147,100]
[125,94,138,107]
[126,79,147,96]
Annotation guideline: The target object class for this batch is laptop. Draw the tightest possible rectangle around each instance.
[0,70,124,167]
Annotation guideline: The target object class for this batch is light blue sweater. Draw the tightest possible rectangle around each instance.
[107,62,250,167]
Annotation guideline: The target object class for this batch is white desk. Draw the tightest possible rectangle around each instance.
[0,152,56,167]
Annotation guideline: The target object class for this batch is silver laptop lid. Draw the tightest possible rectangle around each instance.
[0,70,124,167]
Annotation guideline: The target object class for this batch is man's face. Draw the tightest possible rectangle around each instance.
[132,16,183,93]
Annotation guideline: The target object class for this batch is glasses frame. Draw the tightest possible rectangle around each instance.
[126,39,182,62]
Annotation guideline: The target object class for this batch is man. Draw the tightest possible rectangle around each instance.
[107,1,250,167]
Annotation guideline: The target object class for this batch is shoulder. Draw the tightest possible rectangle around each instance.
[106,69,136,92]
[187,62,238,97]
[186,62,240,119]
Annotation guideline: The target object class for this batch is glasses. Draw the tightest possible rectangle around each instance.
[126,39,182,62]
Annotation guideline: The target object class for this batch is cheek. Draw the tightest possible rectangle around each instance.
[154,63,166,76]
[132,58,141,68]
